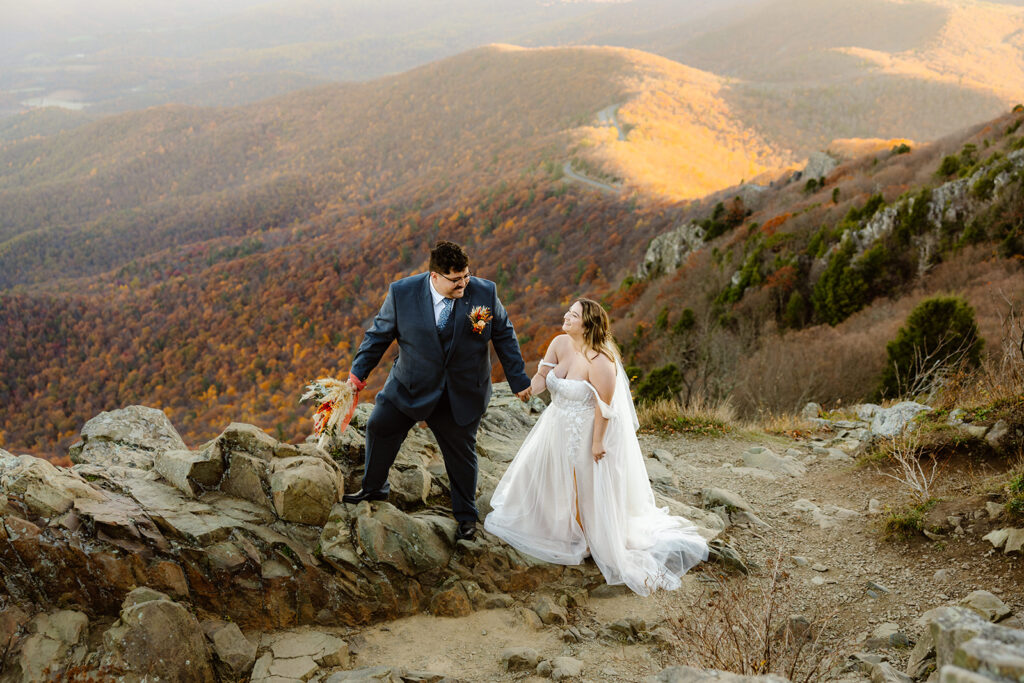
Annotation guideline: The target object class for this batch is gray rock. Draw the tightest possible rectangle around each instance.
[69,409,181,469]
[646,665,790,682]
[16,610,89,682]
[803,151,839,180]
[959,424,989,439]
[937,665,1002,682]
[652,449,676,465]
[268,630,349,667]
[866,581,892,599]
[221,453,272,509]
[551,656,584,680]
[202,620,257,679]
[868,662,913,682]
[214,423,280,462]
[742,448,806,476]
[1006,528,1024,554]
[323,667,407,682]
[537,659,554,676]
[319,504,361,572]
[271,456,341,525]
[103,588,216,682]
[389,464,431,505]
[955,635,1024,679]
[722,464,777,481]
[0,454,106,518]
[355,503,454,576]
[502,647,540,671]
[958,591,1012,623]
[701,487,753,512]
[637,221,706,278]
[155,448,224,497]
[870,402,931,437]
[801,402,822,419]
[866,622,912,650]
[985,502,1005,520]
[985,419,1010,447]
[532,595,568,626]
[983,527,1024,554]
[647,457,679,487]
[855,403,883,420]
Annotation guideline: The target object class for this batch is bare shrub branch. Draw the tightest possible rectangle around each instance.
[667,553,847,681]
[876,430,940,503]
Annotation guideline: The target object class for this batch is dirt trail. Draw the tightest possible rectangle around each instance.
[306,430,1024,682]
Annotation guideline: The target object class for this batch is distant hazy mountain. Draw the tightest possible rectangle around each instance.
[2,0,1019,158]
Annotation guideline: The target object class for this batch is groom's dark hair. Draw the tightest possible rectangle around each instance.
[429,241,469,274]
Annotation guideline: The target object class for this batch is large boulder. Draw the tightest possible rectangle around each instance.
[13,610,89,682]
[927,606,1024,679]
[155,448,224,498]
[70,405,188,470]
[102,588,216,682]
[355,503,455,576]
[870,402,931,437]
[271,456,341,525]
[0,453,106,518]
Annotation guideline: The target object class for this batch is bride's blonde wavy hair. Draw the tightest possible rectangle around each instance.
[575,298,620,364]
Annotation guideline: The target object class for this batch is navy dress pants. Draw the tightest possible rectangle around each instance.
[360,392,482,522]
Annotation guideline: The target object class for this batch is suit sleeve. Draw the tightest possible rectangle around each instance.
[489,290,531,394]
[350,284,397,383]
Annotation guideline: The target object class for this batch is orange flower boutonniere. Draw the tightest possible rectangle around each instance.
[467,305,493,334]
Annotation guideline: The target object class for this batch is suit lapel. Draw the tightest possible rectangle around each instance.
[421,274,444,357]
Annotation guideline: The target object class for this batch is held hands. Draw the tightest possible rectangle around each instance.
[516,387,532,402]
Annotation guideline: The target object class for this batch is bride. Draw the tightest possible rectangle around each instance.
[484,299,708,595]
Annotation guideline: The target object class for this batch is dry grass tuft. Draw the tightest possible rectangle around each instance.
[757,412,817,438]
[637,396,736,437]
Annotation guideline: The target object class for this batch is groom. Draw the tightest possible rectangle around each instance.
[344,241,532,540]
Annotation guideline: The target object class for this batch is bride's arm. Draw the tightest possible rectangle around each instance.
[530,336,563,395]
[589,358,616,462]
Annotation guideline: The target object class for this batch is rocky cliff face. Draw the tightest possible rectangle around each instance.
[0,386,723,680]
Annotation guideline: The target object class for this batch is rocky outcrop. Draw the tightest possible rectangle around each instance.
[637,221,706,279]
[70,405,188,470]
[1,384,720,637]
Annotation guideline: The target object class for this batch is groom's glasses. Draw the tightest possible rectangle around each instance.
[436,271,471,284]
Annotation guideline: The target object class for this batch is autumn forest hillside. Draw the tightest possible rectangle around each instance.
[0,45,784,458]
[3,42,1024,463]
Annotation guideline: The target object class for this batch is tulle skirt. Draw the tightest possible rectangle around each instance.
[484,378,708,596]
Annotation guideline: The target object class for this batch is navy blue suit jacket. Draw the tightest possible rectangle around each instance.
[350,273,530,426]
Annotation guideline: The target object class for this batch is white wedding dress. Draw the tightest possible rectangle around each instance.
[484,361,708,595]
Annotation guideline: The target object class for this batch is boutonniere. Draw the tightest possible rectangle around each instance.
[467,306,493,334]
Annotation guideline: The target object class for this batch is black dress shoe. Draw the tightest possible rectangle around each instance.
[455,520,476,541]
[342,489,388,504]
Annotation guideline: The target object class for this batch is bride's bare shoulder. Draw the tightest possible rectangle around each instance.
[549,334,572,350]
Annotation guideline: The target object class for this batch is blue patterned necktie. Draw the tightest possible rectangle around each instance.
[437,297,454,331]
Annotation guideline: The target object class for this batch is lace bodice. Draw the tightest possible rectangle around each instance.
[547,373,596,411]
[545,373,594,464]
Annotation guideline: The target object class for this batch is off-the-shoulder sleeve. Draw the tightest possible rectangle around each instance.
[584,381,615,419]
[539,360,556,368]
